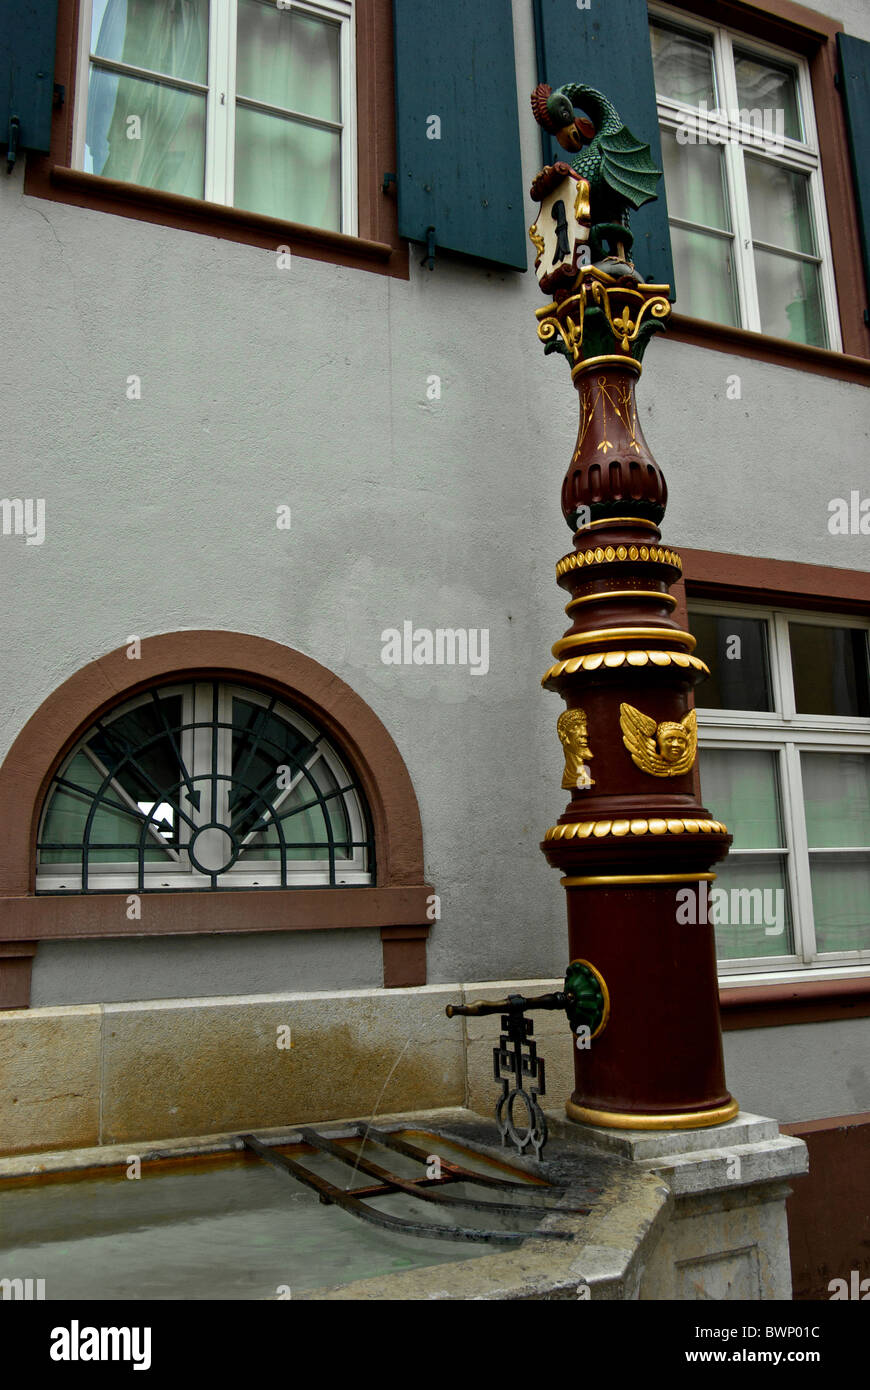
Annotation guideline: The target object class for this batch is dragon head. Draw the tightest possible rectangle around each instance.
[531,83,595,152]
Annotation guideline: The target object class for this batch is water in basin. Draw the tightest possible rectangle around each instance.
[0,1131,547,1300]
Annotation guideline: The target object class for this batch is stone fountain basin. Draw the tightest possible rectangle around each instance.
[0,1107,670,1302]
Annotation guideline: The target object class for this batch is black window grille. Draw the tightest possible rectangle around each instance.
[36,680,374,892]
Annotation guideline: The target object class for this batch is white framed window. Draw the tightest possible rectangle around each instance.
[689,602,870,983]
[36,679,373,891]
[72,0,357,235]
[649,3,840,350]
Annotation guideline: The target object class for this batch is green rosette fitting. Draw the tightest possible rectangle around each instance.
[564,959,610,1039]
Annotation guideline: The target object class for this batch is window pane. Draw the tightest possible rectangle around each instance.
[809,853,870,953]
[789,624,870,716]
[230,696,315,841]
[801,752,870,847]
[711,854,793,959]
[89,696,185,820]
[691,613,773,711]
[650,22,716,107]
[237,0,340,121]
[670,227,739,325]
[91,0,208,85]
[754,248,826,347]
[247,792,330,861]
[234,108,340,228]
[315,755,353,854]
[699,748,784,848]
[39,753,171,865]
[733,49,801,142]
[86,68,205,198]
[229,699,355,863]
[660,128,729,228]
[745,157,814,253]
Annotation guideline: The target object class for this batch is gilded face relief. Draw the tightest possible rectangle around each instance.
[557,708,595,790]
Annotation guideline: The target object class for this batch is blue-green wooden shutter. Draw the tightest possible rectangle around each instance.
[532,0,675,297]
[1,0,59,154]
[392,0,527,270]
[837,33,870,320]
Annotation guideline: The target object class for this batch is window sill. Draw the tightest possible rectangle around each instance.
[720,973,870,1029]
[0,884,432,940]
[667,313,870,386]
[29,166,409,278]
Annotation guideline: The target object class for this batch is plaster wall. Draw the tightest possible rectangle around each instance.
[723,1017,870,1122]
[0,0,868,1005]
[822,0,870,41]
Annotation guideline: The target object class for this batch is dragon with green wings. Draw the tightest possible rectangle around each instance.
[530,82,662,263]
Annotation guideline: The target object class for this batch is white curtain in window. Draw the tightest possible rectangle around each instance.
[87,0,208,198]
[234,3,341,227]
[803,752,870,953]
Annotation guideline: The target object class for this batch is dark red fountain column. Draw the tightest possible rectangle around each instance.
[533,272,737,1131]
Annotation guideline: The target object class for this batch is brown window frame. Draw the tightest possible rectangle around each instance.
[0,632,433,1009]
[24,0,409,280]
[651,0,870,381]
[670,549,870,1024]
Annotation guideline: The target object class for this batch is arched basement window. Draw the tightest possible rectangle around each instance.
[36,680,374,892]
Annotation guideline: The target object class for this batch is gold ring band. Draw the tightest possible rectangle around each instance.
[565,1097,740,1130]
[552,627,696,658]
[571,354,643,378]
[565,590,677,612]
[560,872,718,886]
[574,516,660,533]
[556,546,682,576]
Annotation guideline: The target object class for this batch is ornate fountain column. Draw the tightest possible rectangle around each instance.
[529,85,737,1130]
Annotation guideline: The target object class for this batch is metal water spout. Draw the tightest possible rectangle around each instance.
[445,960,609,1158]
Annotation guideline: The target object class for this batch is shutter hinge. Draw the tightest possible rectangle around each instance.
[421,226,436,271]
[54,83,65,108]
[6,116,20,174]
[382,171,396,194]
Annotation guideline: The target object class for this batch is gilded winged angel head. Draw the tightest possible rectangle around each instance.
[619,703,697,778]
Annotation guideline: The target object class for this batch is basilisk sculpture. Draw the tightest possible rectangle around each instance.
[530,82,663,266]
